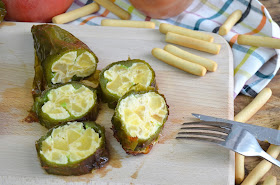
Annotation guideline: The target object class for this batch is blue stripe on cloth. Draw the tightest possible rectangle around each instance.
[194,0,234,30]
[236,0,263,15]
[242,85,257,97]
[232,44,266,64]
[255,71,274,79]
[164,18,195,30]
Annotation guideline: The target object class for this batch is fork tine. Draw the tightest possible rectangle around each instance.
[176,136,224,144]
[180,126,230,134]
[182,121,232,129]
[178,131,227,140]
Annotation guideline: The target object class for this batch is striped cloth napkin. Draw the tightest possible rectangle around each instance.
[68,0,280,98]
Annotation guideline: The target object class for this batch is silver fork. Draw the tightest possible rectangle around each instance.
[176,121,280,167]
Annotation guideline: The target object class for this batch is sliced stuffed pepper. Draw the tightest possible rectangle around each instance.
[99,59,156,108]
[112,90,169,155]
[31,24,98,97]
[35,121,109,176]
[33,82,99,129]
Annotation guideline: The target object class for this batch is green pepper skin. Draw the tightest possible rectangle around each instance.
[35,121,109,176]
[99,59,156,109]
[31,24,98,90]
[33,82,99,129]
[111,90,169,155]
[0,0,6,23]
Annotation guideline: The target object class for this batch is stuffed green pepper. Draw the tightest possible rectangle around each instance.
[99,59,156,108]
[33,82,99,129]
[112,90,169,155]
[35,121,109,176]
[31,24,98,97]
[0,0,6,23]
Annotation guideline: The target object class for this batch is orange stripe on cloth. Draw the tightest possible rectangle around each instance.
[79,0,117,25]
[80,9,110,25]
[229,5,267,46]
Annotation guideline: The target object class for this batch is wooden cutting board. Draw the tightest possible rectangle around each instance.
[0,22,234,185]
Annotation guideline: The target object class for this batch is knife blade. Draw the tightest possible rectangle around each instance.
[192,113,280,145]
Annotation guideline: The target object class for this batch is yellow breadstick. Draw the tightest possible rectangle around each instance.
[234,88,272,184]
[237,35,280,49]
[262,175,277,185]
[151,48,206,76]
[94,0,131,20]
[164,44,218,72]
[241,126,280,185]
[165,32,221,55]
[219,10,242,36]
[52,3,100,24]
[159,23,214,42]
[101,19,155,28]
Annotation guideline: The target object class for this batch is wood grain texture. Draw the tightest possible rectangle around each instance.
[0,22,234,184]
[238,1,280,184]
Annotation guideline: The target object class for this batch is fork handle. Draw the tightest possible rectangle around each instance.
[259,150,280,167]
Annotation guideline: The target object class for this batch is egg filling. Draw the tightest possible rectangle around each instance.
[104,63,153,97]
[41,84,95,120]
[117,92,168,140]
[40,122,101,164]
[51,51,96,84]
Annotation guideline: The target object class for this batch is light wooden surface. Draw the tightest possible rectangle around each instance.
[237,1,280,184]
[0,22,234,185]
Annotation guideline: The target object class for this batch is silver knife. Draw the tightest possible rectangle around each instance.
[192,113,280,145]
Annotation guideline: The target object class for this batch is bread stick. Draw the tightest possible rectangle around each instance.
[94,0,131,20]
[151,48,206,76]
[234,88,272,184]
[52,3,100,24]
[237,35,280,49]
[219,10,242,36]
[101,19,155,28]
[164,44,217,72]
[262,175,277,185]
[159,23,214,42]
[241,126,280,185]
[165,32,221,55]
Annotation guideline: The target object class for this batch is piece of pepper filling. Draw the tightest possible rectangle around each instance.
[118,92,168,140]
[51,51,96,84]
[104,63,153,97]
[40,122,101,164]
[41,84,95,120]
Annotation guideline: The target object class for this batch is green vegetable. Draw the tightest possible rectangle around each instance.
[0,0,6,23]
[99,59,156,108]
[33,82,99,129]
[112,90,169,155]
[31,24,98,97]
[35,121,109,176]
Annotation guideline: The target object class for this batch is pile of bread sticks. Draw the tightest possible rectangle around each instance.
[52,2,280,184]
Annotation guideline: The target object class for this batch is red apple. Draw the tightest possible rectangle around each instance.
[2,0,74,22]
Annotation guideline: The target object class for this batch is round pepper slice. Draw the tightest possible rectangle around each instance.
[33,82,99,129]
[112,90,169,155]
[35,121,109,176]
[99,59,156,108]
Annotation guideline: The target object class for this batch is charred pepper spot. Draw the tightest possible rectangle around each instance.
[36,121,109,176]
[112,90,169,155]
[100,59,156,108]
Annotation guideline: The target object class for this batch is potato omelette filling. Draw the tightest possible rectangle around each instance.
[42,84,95,120]
[118,92,168,140]
[51,51,96,84]
[104,63,153,97]
[40,122,101,164]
